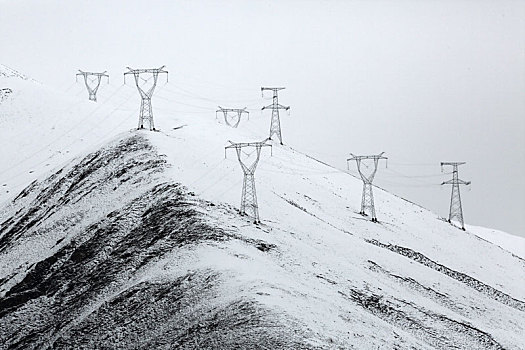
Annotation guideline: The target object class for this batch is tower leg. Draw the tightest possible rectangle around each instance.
[360,182,367,216]
[240,173,259,224]
[139,97,154,130]
[449,183,465,229]
[240,175,248,215]
[132,71,160,131]
[269,109,283,144]
[369,184,377,222]
[360,182,377,222]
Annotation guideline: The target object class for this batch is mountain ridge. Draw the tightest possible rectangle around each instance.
[0,67,523,349]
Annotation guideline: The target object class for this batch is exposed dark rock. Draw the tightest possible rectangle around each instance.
[366,239,525,312]
[0,134,315,350]
[340,288,505,350]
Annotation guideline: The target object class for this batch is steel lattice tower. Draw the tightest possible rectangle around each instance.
[347,152,388,222]
[216,106,249,128]
[124,66,168,131]
[261,87,290,145]
[225,140,272,224]
[76,70,109,102]
[441,162,470,230]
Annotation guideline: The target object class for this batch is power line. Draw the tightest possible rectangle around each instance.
[1,109,138,198]
[155,91,213,110]
[163,84,261,105]
[383,167,448,178]
[0,84,132,178]
[173,73,256,91]
[387,162,437,167]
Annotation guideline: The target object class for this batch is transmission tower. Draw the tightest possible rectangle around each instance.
[347,152,388,222]
[124,66,168,131]
[261,87,290,145]
[76,70,109,102]
[441,162,470,230]
[216,106,249,128]
[225,140,272,224]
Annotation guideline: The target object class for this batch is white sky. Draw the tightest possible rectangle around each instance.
[1,0,524,237]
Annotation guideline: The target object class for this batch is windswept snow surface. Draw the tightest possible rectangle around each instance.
[467,225,525,260]
[1,65,524,349]
[0,64,140,202]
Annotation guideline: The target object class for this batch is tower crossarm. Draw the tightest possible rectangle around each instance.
[261,87,285,92]
[225,141,271,169]
[347,152,387,182]
[225,140,271,149]
[124,66,168,84]
[441,161,466,167]
[347,152,387,161]
[217,107,248,114]
[441,179,471,185]
[262,103,290,111]
[76,70,109,78]
[124,66,168,75]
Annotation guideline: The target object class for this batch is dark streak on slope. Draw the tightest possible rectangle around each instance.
[0,180,232,344]
[339,289,505,350]
[51,271,310,349]
[367,260,484,318]
[0,135,165,251]
[0,134,315,350]
[366,239,525,312]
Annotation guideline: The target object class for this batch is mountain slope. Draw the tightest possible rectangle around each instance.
[0,66,523,349]
[467,225,525,259]
[0,135,313,349]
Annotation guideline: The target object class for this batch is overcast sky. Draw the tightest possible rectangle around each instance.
[1,0,524,237]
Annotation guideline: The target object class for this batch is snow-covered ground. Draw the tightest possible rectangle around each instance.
[0,64,140,201]
[1,64,524,349]
[467,224,525,260]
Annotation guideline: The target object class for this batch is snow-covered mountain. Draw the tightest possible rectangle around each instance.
[467,225,525,260]
[1,65,524,349]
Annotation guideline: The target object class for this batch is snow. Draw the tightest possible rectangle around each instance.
[0,64,140,202]
[1,64,524,349]
[467,224,525,260]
